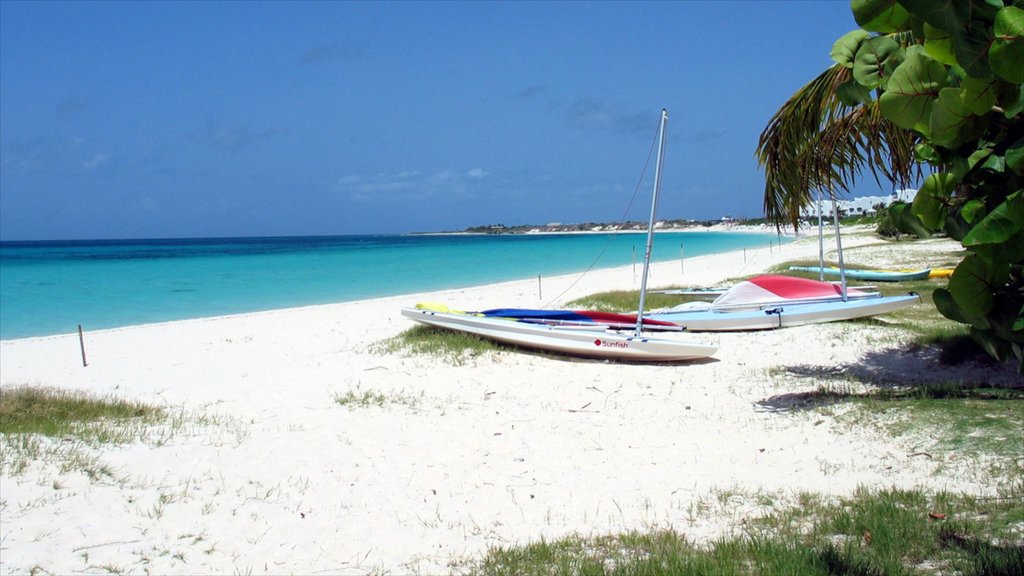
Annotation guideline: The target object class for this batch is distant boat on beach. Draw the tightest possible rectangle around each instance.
[788,266,932,282]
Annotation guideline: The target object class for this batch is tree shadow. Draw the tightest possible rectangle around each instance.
[757,340,1022,412]
[939,525,1024,576]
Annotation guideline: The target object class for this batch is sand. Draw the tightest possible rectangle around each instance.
[0,228,1016,575]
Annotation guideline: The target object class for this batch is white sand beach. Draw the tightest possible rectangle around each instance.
[1,229,1017,575]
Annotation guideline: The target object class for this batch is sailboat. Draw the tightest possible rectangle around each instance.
[402,109,718,362]
[641,190,921,330]
[643,274,920,331]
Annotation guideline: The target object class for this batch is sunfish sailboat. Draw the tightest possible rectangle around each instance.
[402,109,717,362]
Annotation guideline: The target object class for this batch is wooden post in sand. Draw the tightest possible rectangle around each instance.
[78,324,88,367]
[537,275,542,300]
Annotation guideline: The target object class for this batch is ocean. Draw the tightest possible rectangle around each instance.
[0,231,781,339]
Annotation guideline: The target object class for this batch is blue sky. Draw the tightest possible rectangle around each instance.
[1,1,873,240]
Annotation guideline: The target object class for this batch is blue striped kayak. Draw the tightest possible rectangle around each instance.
[788,266,931,282]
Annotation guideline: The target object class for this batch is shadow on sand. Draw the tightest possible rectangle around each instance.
[757,340,1022,412]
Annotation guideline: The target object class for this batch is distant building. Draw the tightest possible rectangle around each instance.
[800,189,917,218]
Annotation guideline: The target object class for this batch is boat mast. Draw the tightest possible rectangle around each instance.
[816,190,825,282]
[635,109,669,336]
[829,191,849,301]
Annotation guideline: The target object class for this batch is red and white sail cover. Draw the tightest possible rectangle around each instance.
[711,275,870,309]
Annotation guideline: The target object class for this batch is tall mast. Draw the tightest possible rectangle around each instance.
[830,192,849,301]
[635,109,668,336]
[816,190,825,282]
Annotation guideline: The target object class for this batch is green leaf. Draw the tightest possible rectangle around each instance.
[956,21,993,78]
[879,52,948,135]
[898,0,967,33]
[933,287,970,324]
[961,199,988,224]
[1006,189,1024,227]
[1003,83,1024,117]
[967,147,996,174]
[960,76,999,115]
[981,152,1005,173]
[962,201,1023,247]
[948,254,1008,320]
[851,0,911,33]
[853,36,902,88]
[931,87,975,147]
[990,6,1024,83]
[914,142,942,163]
[1007,138,1024,176]
[889,201,931,237]
[911,172,956,229]
[831,30,872,67]
[836,79,874,106]
[923,22,957,65]
[970,232,1024,265]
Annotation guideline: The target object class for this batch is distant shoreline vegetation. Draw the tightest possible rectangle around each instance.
[460,217,768,235]
[456,212,885,235]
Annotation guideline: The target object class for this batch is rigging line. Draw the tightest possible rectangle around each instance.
[541,118,662,309]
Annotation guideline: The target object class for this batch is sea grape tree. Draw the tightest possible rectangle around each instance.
[826,0,1023,369]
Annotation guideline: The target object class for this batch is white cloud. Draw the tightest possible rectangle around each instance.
[82,153,109,170]
[430,171,455,183]
[335,168,484,202]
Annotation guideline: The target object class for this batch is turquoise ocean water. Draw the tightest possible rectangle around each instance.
[0,231,780,339]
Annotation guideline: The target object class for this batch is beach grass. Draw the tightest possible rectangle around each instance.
[0,386,167,479]
[333,387,422,409]
[0,385,164,441]
[375,324,504,365]
[0,386,245,480]
[830,386,1024,460]
[565,290,686,313]
[470,486,1024,576]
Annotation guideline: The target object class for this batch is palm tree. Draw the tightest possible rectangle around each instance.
[755,63,924,231]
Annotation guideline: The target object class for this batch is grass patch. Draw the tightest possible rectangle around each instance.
[565,290,687,313]
[0,386,243,479]
[827,386,1024,460]
[470,487,1024,576]
[0,386,164,441]
[374,324,505,365]
[333,387,421,409]
[0,386,167,479]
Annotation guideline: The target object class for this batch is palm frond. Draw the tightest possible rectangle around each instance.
[756,63,923,231]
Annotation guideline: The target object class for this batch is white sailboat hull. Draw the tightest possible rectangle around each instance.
[646,293,921,331]
[402,307,717,362]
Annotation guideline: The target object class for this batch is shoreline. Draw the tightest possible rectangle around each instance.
[0,226,790,342]
[4,229,1012,575]
[1,226,803,344]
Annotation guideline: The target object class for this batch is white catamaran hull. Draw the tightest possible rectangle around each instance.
[402,307,717,361]
[645,293,921,332]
